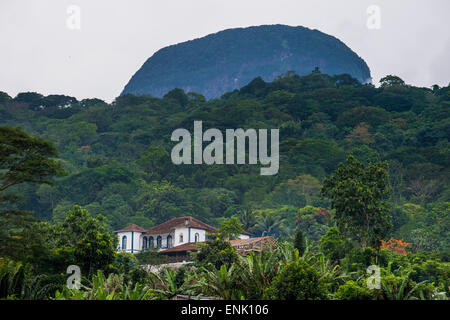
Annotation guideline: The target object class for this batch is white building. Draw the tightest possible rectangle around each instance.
[115,216,250,254]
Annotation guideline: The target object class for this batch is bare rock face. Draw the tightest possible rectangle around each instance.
[121,24,371,99]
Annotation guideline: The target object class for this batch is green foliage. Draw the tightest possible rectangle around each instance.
[379,271,431,300]
[188,264,244,300]
[334,280,373,300]
[149,268,182,299]
[217,217,244,240]
[135,247,169,266]
[321,155,392,248]
[0,69,448,300]
[1,71,447,251]
[54,270,155,300]
[263,258,328,300]
[234,251,280,299]
[320,227,349,262]
[296,206,331,240]
[111,252,149,286]
[380,75,405,88]
[46,205,117,277]
[0,126,66,261]
[293,229,306,256]
[194,237,238,270]
[0,258,61,300]
[236,207,258,234]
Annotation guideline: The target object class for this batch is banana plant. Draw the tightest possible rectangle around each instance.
[53,270,155,300]
[234,251,279,299]
[187,264,243,300]
[149,268,179,299]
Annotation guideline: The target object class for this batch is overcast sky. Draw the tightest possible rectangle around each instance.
[0,0,449,102]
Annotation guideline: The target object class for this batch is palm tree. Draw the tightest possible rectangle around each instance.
[256,211,285,236]
[237,207,258,233]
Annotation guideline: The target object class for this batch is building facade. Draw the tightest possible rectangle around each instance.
[115,216,250,254]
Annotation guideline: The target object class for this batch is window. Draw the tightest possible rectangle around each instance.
[121,236,127,250]
[194,233,200,243]
[167,235,173,248]
[156,236,162,248]
[149,236,154,248]
[179,233,183,243]
[142,236,147,250]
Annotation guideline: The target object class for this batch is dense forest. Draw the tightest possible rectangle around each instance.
[0,70,448,300]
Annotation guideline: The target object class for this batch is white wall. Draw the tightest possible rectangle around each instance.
[173,227,206,245]
[189,228,206,243]
[142,232,173,249]
[117,226,212,253]
[174,227,188,246]
[116,231,143,253]
[143,227,207,250]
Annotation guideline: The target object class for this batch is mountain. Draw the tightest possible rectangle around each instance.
[121,24,371,99]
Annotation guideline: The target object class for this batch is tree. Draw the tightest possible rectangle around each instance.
[320,227,347,261]
[263,258,328,300]
[293,229,306,256]
[234,251,279,299]
[218,217,244,240]
[335,280,373,300]
[286,174,321,205]
[345,122,375,145]
[195,237,238,270]
[256,210,285,237]
[380,238,411,255]
[321,155,392,248]
[137,145,171,180]
[0,126,65,193]
[296,206,331,241]
[379,75,405,88]
[0,126,66,260]
[133,180,187,224]
[236,207,258,233]
[48,205,117,277]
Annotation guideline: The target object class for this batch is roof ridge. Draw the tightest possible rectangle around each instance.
[143,216,217,235]
[114,223,145,233]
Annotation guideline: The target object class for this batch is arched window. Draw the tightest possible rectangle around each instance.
[156,236,162,248]
[179,233,183,243]
[194,233,200,243]
[149,236,154,248]
[167,235,173,248]
[142,236,147,250]
[122,236,127,250]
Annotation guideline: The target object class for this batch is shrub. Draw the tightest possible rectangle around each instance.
[334,280,373,300]
[194,237,238,270]
[263,258,328,300]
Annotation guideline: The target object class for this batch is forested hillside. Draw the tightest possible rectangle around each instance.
[0,71,449,253]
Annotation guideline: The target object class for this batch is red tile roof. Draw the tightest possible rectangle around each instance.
[114,224,146,233]
[229,236,275,246]
[160,242,200,253]
[144,216,217,235]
